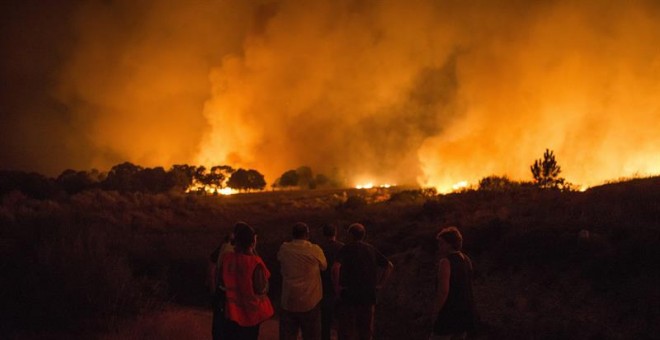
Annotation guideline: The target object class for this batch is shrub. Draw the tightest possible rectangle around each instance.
[530,149,566,189]
[338,195,367,211]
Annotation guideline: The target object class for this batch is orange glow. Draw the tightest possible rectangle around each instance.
[42,1,659,187]
[355,182,394,190]
[451,181,469,193]
[185,179,237,196]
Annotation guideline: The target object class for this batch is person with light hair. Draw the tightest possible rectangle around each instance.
[430,226,477,340]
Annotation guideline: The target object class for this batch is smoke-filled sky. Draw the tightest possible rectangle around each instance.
[2,0,659,191]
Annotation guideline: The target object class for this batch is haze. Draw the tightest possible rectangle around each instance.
[1,0,659,192]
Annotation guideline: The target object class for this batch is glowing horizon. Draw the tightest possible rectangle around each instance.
[3,1,658,190]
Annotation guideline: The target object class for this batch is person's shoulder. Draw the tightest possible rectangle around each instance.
[333,240,345,248]
[220,250,236,262]
[340,241,366,254]
[311,242,327,255]
[358,240,377,250]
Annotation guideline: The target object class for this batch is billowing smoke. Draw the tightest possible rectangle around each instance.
[3,0,659,190]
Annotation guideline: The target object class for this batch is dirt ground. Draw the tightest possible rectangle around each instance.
[102,305,335,340]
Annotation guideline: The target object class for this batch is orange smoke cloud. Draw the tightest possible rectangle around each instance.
[51,0,658,189]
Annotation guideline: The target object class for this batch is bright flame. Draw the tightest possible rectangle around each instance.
[48,1,660,189]
[452,181,469,191]
[355,182,395,189]
[218,187,239,195]
[185,179,237,195]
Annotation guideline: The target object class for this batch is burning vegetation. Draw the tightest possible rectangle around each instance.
[0,148,642,199]
[2,1,659,192]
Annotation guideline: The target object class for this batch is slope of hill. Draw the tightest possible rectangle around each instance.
[1,177,658,338]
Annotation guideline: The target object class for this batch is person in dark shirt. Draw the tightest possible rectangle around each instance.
[319,223,344,340]
[332,223,393,340]
[431,226,476,340]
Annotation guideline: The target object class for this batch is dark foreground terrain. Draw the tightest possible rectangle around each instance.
[1,178,659,339]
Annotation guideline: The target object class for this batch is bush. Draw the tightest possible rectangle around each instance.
[338,195,367,211]
[478,175,517,191]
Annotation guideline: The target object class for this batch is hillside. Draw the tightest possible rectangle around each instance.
[1,177,658,339]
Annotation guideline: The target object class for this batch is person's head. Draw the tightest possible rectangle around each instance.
[228,221,250,244]
[348,223,366,241]
[234,223,257,251]
[436,226,463,253]
[322,223,337,239]
[292,222,309,240]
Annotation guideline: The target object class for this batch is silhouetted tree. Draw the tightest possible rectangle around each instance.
[207,165,235,187]
[296,166,315,189]
[57,169,97,194]
[530,149,565,189]
[103,162,143,192]
[277,169,299,188]
[0,170,60,199]
[227,168,266,191]
[169,164,197,190]
[314,173,330,187]
[479,175,516,191]
[193,166,207,183]
[135,167,173,193]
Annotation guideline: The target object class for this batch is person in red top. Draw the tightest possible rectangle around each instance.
[209,222,245,340]
[219,223,274,340]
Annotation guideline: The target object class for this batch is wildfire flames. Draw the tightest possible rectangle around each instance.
[356,183,394,190]
[4,1,659,190]
[450,181,469,193]
[185,180,238,196]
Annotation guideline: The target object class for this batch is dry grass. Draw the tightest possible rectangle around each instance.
[1,177,659,339]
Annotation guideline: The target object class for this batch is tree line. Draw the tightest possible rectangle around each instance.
[0,162,267,198]
[0,149,572,199]
[0,162,346,199]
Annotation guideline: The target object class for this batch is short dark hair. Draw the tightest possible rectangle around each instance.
[229,221,250,245]
[348,223,366,241]
[292,222,309,239]
[234,221,250,234]
[235,223,256,249]
[437,226,463,251]
[322,223,337,237]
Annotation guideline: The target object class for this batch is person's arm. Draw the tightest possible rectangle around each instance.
[434,258,451,318]
[374,248,393,289]
[377,260,394,289]
[331,261,342,297]
[208,262,217,294]
[277,245,283,262]
[208,247,221,294]
[465,253,474,279]
[253,263,269,295]
[317,246,328,271]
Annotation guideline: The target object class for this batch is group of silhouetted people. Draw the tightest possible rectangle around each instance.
[208,221,476,340]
